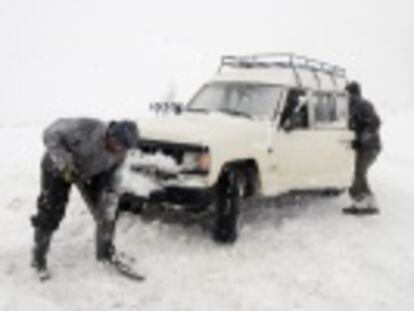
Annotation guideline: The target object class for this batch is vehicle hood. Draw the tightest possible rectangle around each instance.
[137,112,269,147]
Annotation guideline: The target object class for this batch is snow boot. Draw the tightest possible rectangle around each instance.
[96,241,116,262]
[96,242,144,282]
[98,254,145,282]
[95,219,116,262]
[31,228,52,281]
[342,195,379,216]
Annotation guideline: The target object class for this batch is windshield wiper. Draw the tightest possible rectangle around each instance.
[217,108,252,119]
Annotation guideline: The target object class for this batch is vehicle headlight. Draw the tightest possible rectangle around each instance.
[182,151,211,173]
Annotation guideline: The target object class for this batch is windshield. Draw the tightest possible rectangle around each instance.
[186,83,282,119]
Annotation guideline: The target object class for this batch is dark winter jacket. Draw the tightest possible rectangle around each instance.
[349,96,382,151]
[43,118,125,180]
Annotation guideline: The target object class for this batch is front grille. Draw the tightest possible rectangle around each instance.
[137,139,207,165]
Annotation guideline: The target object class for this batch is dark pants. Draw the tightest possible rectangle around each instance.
[349,149,380,202]
[31,155,118,269]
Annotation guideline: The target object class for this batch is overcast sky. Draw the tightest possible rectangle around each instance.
[0,0,412,123]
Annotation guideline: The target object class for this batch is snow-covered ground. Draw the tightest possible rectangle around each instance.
[0,111,413,311]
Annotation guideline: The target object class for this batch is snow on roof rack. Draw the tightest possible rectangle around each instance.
[219,52,346,88]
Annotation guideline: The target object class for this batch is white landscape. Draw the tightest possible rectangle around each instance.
[0,108,414,310]
[0,0,413,310]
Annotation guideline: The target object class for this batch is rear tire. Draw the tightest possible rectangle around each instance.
[213,170,244,244]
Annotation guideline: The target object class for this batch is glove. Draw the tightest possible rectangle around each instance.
[62,162,78,183]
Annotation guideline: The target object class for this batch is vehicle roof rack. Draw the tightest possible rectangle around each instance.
[219,52,346,88]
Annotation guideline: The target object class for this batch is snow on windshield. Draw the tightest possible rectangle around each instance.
[187,83,282,118]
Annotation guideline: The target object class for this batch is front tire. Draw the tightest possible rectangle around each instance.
[213,170,244,244]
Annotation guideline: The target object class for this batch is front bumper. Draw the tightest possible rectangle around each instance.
[126,141,214,206]
[148,186,215,206]
[128,167,215,206]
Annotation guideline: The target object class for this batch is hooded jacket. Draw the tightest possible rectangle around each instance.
[43,118,125,180]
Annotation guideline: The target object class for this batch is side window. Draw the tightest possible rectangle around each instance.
[279,88,309,130]
[291,97,309,129]
[314,93,337,123]
[312,92,348,129]
[335,93,349,125]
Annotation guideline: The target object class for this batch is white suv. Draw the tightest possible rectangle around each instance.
[129,53,355,243]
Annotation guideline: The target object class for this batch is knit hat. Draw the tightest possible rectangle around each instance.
[345,81,361,96]
[106,120,139,148]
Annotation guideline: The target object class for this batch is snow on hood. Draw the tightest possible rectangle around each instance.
[125,149,180,173]
[118,150,179,197]
[137,112,260,146]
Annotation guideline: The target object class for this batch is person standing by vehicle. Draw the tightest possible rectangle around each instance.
[343,81,382,215]
[31,118,140,280]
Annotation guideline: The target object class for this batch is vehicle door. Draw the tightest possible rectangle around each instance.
[272,88,324,191]
[306,91,355,188]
